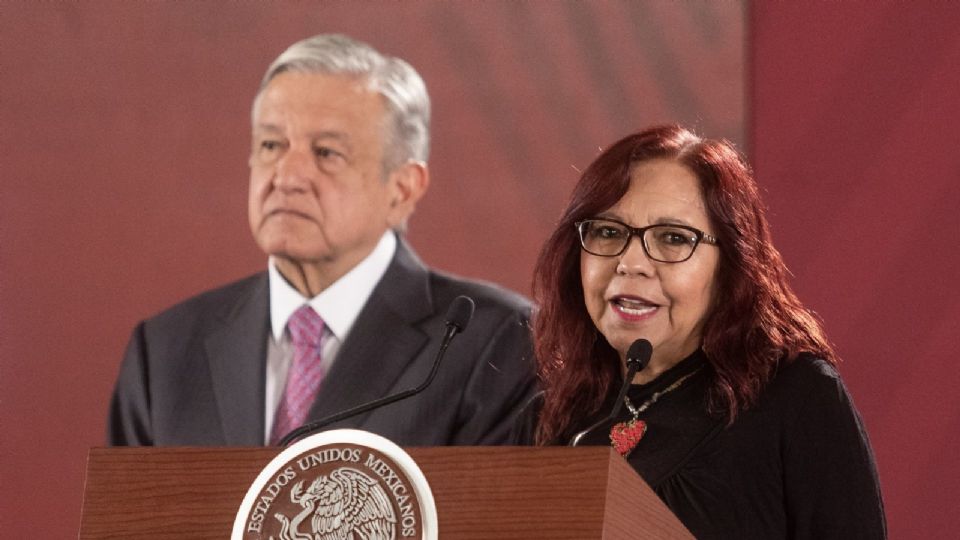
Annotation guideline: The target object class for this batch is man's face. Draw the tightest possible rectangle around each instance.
[248,72,407,282]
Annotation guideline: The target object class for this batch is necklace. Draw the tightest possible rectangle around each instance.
[610,366,702,457]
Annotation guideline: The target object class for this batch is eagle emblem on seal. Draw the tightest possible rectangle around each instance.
[273,467,397,540]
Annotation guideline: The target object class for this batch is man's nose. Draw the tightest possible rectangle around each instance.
[273,146,314,192]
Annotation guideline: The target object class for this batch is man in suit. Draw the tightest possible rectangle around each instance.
[108,34,536,447]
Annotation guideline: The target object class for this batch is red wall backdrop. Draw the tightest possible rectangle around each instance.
[1,2,956,538]
[0,3,742,537]
[751,4,960,538]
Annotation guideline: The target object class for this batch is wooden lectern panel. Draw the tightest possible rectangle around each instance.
[80,446,691,539]
[409,447,690,539]
[81,447,274,539]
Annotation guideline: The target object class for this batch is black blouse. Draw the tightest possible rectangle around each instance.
[530,351,887,539]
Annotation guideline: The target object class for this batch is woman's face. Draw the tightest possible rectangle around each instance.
[580,158,720,371]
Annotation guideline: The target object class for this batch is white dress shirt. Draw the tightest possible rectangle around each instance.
[263,231,397,443]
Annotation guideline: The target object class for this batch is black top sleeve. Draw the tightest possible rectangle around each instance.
[780,359,887,539]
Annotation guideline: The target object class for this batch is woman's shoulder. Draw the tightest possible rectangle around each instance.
[761,352,859,425]
[769,353,842,394]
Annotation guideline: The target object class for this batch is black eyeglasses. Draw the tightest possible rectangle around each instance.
[575,217,718,263]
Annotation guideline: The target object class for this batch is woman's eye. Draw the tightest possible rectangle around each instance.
[596,226,625,239]
[658,229,694,245]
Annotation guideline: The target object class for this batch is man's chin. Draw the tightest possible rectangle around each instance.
[256,237,330,265]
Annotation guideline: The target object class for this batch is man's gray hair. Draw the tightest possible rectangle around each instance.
[256,34,430,171]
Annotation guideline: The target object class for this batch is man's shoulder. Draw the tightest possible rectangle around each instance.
[143,272,267,329]
[426,268,532,318]
[390,238,531,319]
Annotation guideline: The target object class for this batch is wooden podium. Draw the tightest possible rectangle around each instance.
[80,446,692,539]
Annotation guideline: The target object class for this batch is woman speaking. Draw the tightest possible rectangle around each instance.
[526,125,885,538]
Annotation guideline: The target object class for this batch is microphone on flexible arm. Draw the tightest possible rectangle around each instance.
[277,295,476,447]
[569,338,653,447]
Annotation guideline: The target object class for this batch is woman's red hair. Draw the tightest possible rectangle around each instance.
[532,125,836,445]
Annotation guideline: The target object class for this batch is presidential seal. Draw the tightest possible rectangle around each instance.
[233,430,437,540]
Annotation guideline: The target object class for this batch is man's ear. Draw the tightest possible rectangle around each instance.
[386,161,429,228]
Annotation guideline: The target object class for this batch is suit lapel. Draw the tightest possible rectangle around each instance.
[204,273,270,445]
[307,238,435,425]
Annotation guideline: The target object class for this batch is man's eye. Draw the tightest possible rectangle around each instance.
[260,140,282,152]
[314,146,342,160]
[253,140,286,164]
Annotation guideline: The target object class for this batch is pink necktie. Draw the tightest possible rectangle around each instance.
[270,305,325,445]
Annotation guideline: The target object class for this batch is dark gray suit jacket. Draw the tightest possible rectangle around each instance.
[108,238,536,446]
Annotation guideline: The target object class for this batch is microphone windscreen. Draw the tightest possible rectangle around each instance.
[445,295,476,332]
[626,339,653,370]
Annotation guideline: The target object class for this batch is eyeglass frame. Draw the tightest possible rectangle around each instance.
[575,217,719,263]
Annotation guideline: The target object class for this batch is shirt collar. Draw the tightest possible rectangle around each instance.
[268,231,397,342]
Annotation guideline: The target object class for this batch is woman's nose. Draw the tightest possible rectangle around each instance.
[616,235,655,276]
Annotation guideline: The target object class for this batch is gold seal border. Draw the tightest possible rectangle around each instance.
[231,429,438,539]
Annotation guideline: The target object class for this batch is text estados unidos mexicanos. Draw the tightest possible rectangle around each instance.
[246,448,418,537]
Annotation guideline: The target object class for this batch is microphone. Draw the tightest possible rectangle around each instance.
[277,295,476,446]
[569,338,652,447]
